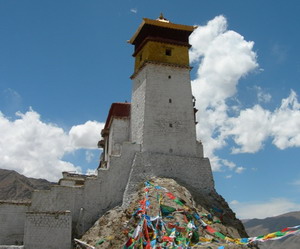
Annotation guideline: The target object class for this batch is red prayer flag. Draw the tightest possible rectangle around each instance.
[206,225,216,234]
[162,236,174,242]
[166,192,176,200]
[125,238,133,246]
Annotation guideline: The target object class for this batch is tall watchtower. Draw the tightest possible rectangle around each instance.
[129,15,199,157]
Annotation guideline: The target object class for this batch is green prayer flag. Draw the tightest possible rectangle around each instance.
[160,204,176,216]
[95,239,105,245]
[214,232,226,239]
[191,230,200,243]
[174,198,184,206]
[275,231,286,237]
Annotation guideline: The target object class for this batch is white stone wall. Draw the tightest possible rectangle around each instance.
[132,64,198,157]
[131,71,146,144]
[109,118,130,157]
[123,151,215,207]
[31,186,84,214]
[28,142,140,238]
[79,142,140,234]
[24,211,72,249]
[0,246,23,249]
[196,140,204,158]
[0,202,29,245]
[59,179,76,187]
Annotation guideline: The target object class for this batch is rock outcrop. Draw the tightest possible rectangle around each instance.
[79,178,256,249]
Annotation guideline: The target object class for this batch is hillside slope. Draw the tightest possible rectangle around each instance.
[79,178,254,249]
[243,211,300,249]
[0,168,52,200]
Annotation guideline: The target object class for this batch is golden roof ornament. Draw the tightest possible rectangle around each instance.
[157,13,170,23]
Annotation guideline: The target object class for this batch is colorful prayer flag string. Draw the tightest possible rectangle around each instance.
[121,181,300,249]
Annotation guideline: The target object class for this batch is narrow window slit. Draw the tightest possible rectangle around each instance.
[166,49,172,56]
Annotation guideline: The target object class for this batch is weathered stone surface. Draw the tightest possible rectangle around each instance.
[24,211,72,249]
[80,178,253,249]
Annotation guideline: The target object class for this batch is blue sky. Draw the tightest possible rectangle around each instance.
[1,0,300,219]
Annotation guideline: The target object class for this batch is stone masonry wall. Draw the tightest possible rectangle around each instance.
[139,64,198,157]
[24,211,72,249]
[123,151,215,207]
[0,202,30,245]
[28,142,140,238]
[131,70,146,145]
[109,118,130,157]
[79,142,141,235]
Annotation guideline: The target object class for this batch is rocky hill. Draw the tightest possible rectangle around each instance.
[77,178,255,249]
[243,211,300,249]
[0,168,52,200]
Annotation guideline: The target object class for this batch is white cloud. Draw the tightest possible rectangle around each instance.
[235,166,245,174]
[85,150,95,163]
[190,15,258,171]
[86,168,97,175]
[230,200,239,205]
[0,109,104,181]
[222,159,236,170]
[190,15,300,173]
[230,198,300,219]
[225,105,271,154]
[130,8,137,14]
[255,86,272,103]
[270,90,300,149]
[225,91,300,153]
[69,120,104,149]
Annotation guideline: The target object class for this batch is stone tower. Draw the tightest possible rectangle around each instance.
[122,15,214,204]
[129,15,199,157]
[0,16,216,249]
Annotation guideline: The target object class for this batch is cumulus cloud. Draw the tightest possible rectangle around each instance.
[190,15,300,172]
[224,91,300,153]
[225,105,271,154]
[69,120,104,149]
[190,15,258,171]
[0,109,103,181]
[230,198,300,219]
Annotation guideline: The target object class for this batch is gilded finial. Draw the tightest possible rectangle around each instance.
[157,13,170,23]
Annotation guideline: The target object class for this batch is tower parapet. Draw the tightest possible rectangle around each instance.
[129,15,196,75]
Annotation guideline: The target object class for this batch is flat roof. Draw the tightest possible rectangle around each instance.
[129,18,196,45]
[104,102,131,130]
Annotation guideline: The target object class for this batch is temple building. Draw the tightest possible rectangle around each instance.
[0,15,215,249]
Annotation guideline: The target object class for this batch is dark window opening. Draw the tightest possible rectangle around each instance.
[169,98,172,103]
[169,123,173,128]
[168,75,171,79]
[166,49,172,56]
